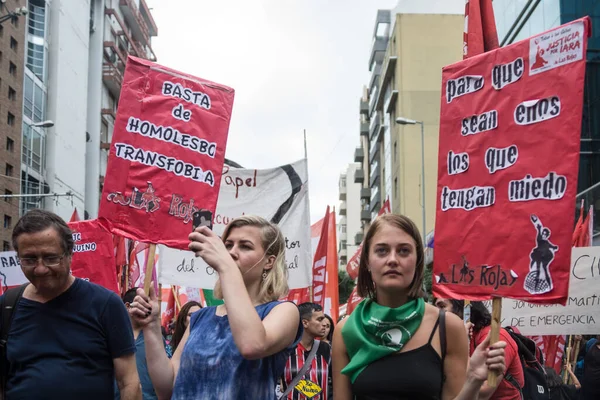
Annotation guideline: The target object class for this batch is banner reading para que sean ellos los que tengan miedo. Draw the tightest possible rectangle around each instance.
[433,18,590,305]
[99,56,235,250]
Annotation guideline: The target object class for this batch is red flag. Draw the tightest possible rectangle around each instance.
[325,210,339,322]
[572,199,585,247]
[128,241,150,289]
[463,0,499,59]
[69,208,81,222]
[345,286,363,315]
[346,199,391,279]
[312,206,330,311]
[162,286,177,329]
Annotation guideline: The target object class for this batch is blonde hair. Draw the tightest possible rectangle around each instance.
[213,215,289,303]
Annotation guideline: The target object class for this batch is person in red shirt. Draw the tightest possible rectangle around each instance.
[435,299,524,400]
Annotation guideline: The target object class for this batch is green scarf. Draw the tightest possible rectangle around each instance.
[341,297,425,383]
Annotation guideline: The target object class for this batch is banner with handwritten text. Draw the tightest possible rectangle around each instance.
[158,159,312,289]
[99,56,235,249]
[494,246,600,335]
[433,18,589,304]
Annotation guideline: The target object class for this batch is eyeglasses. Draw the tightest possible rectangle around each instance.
[18,254,65,267]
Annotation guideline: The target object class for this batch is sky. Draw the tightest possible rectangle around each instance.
[145,0,398,223]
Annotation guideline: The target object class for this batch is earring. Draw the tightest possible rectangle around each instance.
[262,271,268,280]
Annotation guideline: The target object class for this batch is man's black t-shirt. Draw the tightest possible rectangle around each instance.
[4,278,135,399]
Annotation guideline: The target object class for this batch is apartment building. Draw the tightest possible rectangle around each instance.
[338,163,362,267]
[0,1,27,250]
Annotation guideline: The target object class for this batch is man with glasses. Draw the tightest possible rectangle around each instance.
[3,209,141,399]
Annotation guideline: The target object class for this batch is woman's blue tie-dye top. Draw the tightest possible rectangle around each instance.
[172,301,302,400]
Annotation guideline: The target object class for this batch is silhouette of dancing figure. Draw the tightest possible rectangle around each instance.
[524,214,558,295]
[459,256,470,283]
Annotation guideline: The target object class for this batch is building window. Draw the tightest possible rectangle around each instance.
[341,240,347,250]
[4,189,12,203]
[8,86,15,101]
[23,75,45,122]
[22,123,44,174]
[9,37,17,51]
[7,112,14,126]
[9,62,16,76]
[341,176,346,188]
[394,141,397,163]
[6,137,14,152]
[27,42,45,81]
[5,163,13,177]
[341,224,346,234]
[27,0,46,81]
[2,241,9,251]
[4,215,12,229]
[21,173,42,212]
[11,15,19,28]
[0,25,4,38]
[394,177,398,199]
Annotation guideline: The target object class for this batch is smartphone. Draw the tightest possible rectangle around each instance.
[192,210,213,231]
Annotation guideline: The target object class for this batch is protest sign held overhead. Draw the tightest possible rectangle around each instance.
[99,56,235,250]
[158,159,312,290]
[68,220,119,293]
[433,18,590,304]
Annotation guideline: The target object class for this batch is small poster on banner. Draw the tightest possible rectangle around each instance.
[68,220,119,293]
[99,56,235,250]
[0,251,28,291]
[433,18,590,304]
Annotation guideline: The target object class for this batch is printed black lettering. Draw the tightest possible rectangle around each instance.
[447,150,469,175]
[509,172,567,201]
[127,116,140,132]
[112,142,215,186]
[162,82,173,95]
[492,58,524,90]
[161,80,212,110]
[514,96,561,125]
[485,145,519,174]
[208,143,216,158]
[446,75,484,103]
[140,121,151,136]
[462,110,498,136]
[441,186,495,211]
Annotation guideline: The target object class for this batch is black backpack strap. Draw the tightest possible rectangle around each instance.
[504,373,524,400]
[0,283,28,395]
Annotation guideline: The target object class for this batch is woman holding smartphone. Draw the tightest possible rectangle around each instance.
[129,216,302,399]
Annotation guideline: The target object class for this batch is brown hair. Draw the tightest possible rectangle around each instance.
[171,301,202,351]
[357,214,424,299]
[12,209,74,255]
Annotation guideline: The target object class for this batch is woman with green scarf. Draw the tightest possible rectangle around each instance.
[332,214,507,400]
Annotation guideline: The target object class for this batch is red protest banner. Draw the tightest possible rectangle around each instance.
[99,56,235,249]
[68,219,119,293]
[433,18,590,305]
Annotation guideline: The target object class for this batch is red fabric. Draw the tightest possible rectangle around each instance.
[68,219,119,293]
[98,56,235,250]
[434,18,590,304]
[472,326,523,400]
[345,286,362,315]
[162,286,176,329]
[312,207,331,311]
[530,334,566,374]
[463,0,499,59]
[69,209,81,222]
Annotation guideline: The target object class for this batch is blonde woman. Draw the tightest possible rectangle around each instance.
[129,216,302,399]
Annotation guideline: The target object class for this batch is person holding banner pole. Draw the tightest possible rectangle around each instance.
[332,214,507,400]
[129,216,302,400]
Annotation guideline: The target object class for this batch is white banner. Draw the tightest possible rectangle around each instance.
[158,159,312,289]
[496,246,600,335]
[0,251,29,289]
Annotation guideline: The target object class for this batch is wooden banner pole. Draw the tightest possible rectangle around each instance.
[143,244,157,296]
[487,297,502,387]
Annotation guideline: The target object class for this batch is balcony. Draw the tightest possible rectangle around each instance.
[101,108,116,126]
[361,187,371,200]
[139,0,158,37]
[361,209,371,222]
[339,247,347,259]
[355,232,364,245]
[360,98,369,115]
[360,121,369,136]
[369,140,380,163]
[370,191,381,212]
[384,90,398,114]
[369,112,381,140]
[368,37,388,71]
[120,0,151,46]
[102,63,123,98]
[340,201,347,216]
[354,168,364,184]
[370,165,380,187]
[354,147,364,163]
[100,141,111,150]
[105,8,143,58]
[369,63,382,93]
[339,185,347,201]
[376,55,397,109]
[103,41,127,67]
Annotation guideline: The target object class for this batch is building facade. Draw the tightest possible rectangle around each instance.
[492,0,600,239]
[0,1,27,250]
[355,1,463,239]
[338,163,362,268]
[5,0,158,228]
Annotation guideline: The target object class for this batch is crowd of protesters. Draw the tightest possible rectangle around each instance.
[5,209,597,399]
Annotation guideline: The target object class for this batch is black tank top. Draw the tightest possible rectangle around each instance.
[351,309,447,400]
